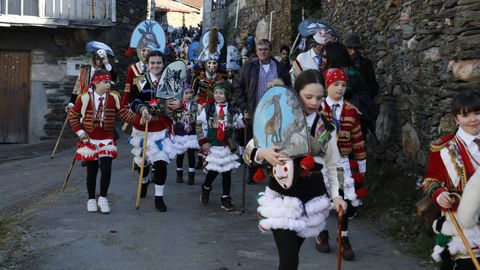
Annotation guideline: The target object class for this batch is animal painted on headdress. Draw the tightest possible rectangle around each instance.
[262,94,283,145]
[137,21,161,50]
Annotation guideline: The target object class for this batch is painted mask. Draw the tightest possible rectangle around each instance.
[206,60,219,73]
[272,158,294,189]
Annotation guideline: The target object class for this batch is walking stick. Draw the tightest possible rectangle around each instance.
[241,124,247,213]
[135,121,149,209]
[51,116,69,159]
[61,155,77,192]
[337,205,344,270]
[447,210,480,269]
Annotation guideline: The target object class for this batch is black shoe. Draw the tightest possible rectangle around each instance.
[315,230,331,253]
[187,171,195,185]
[341,236,355,261]
[176,170,184,183]
[140,182,149,198]
[200,185,211,205]
[155,196,167,212]
[221,196,235,211]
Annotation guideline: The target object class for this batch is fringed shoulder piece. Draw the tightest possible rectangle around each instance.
[430,133,455,153]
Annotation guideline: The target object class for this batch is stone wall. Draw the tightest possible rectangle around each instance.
[320,0,480,166]
[221,0,294,54]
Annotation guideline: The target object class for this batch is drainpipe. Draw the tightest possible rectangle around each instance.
[268,10,276,41]
[235,0,240,28]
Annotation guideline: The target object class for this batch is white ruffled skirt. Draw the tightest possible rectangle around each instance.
[128,128,176,166]
[76,139,117,161]
[257,187,331,238]
[205,146,240,173]
[172,134,200,155]
[431,214,480,262]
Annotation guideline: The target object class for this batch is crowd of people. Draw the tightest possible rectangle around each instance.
[63,18,480,270]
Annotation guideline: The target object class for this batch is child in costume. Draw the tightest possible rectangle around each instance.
[243,70,347,270]
[173,84,200,185]
[121,50,182,212]
[197,80,244,211]
[423,91,480,270]
[69,70,142,213]
[315,68,366,260]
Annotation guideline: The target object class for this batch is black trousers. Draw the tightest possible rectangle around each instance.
[453,258,480,270]
[86,157,112,199]
[272,229,305,270]
[339,189,356,232]
[176,149,196,169]
[204,170,232,196]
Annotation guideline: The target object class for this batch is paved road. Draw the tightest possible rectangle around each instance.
[0,137,432,270]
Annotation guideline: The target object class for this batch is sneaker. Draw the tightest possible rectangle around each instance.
[155,196,167,212]
[315,230,331,253]
[97,196,110,214]
[348,208,359,220]
[87,199,97,212]
[341,236,355,261]
[220,196,235,211]
[200,185,211,205]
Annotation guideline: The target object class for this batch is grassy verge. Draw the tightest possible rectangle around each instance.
[361,159,436,265]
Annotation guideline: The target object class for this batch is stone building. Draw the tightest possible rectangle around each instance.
[0,0,147,143]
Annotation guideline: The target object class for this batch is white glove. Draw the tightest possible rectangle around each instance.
[65,103,74,113]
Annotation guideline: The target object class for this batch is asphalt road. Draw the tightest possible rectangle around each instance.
[0,137,432,270]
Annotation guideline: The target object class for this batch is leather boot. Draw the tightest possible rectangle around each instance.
[176,170,184,183]
[315,230,330,253]
[155,196,167,212]
[140,182,149,198]
[341,236,355,261]
[187,171,195,185]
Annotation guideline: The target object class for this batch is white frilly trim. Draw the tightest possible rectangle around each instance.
[205,146,240,173]
[343,176,360,206]
[257,187,331,238]
[129,128,176,166]
[172,135,200,154]
[76,139,117,160]
[431,213,480,260]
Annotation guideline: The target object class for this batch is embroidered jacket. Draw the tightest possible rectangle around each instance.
[196,102,242,147]
[173,101,199,136]
[322,100,366,161]
[121,72,183,133]
[123,61,146,94]
[69,91,140,140]
[191,68,227,105]
[423,133,477,205]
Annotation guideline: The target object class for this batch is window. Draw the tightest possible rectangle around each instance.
[0,0,39,16]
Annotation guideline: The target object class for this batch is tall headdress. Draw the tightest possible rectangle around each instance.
[125,20,166,57]
[197,28,225,63]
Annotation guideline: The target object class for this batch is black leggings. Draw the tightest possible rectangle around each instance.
[176,149,196,169]
[152,160,168,185]
[272,229,305,270]
[204,170,231,196]
[86,157,112,199]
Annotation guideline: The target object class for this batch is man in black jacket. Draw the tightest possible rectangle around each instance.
[232,39,291,183]
[343,32,379,99]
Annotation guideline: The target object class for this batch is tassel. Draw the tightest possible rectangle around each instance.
[300,154,315,171]
[356,187,368,199]
[124,47,133,57]
[352,172,364,184]
[252,168,265,182]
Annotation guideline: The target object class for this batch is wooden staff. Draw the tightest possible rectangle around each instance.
[337,205,344,270]
[61,155,77,192]
[51,116,69,159]
[135,121,149,209]
[241,125,247,213]
[447,210,480,269]
[91,0,95,18]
